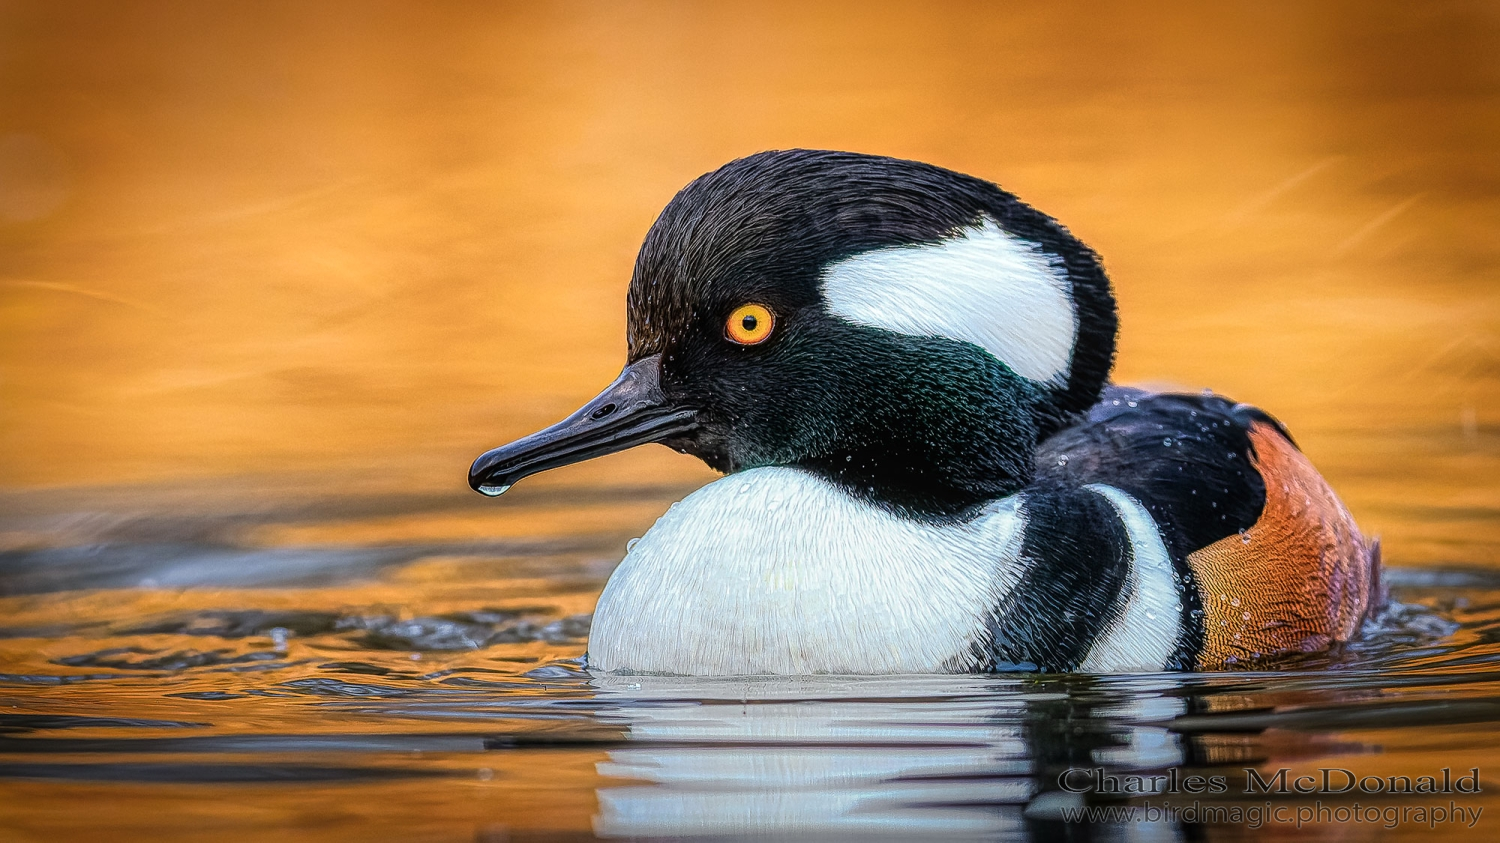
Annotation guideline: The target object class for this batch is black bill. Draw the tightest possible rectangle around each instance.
[468,355,697,496]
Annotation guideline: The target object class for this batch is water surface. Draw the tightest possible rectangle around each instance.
[2,481,1499,840]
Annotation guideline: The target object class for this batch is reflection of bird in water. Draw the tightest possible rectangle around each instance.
[585,675,1187,839]
[469,150,1383,675]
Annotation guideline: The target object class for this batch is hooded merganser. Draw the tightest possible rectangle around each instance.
[469,150,1383,675]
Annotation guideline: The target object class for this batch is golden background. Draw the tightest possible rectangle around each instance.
[2,0,1496,565]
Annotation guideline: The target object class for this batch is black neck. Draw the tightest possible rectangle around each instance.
[791,334,1045,522]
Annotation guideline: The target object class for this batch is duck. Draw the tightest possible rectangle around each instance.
[468,149,1383,675]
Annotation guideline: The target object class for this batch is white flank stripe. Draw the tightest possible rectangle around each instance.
[1079,485,1182,672]
[820,217,1077,383]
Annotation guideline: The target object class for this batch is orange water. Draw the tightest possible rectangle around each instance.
[1,2,1498,840]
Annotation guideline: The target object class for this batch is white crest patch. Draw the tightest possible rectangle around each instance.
[1078,485,1183,672]
[589,467,1029,676]
[820,217,1077,383]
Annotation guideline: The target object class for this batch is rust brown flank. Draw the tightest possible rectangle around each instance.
[1188,422,1380,667]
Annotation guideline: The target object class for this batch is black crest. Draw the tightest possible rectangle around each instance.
[628,149,1118,429]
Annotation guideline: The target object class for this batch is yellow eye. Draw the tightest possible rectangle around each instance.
[725,303,775,345]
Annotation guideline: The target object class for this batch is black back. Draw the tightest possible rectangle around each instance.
[1003,386,1285,669]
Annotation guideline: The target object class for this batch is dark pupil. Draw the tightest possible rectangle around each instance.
[741,314,758,332]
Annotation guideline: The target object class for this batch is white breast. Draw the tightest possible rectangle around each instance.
[588,467,1028,675]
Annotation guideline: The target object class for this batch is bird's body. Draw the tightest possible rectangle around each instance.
[470,149,1382,674]
[590,467,1031,675]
